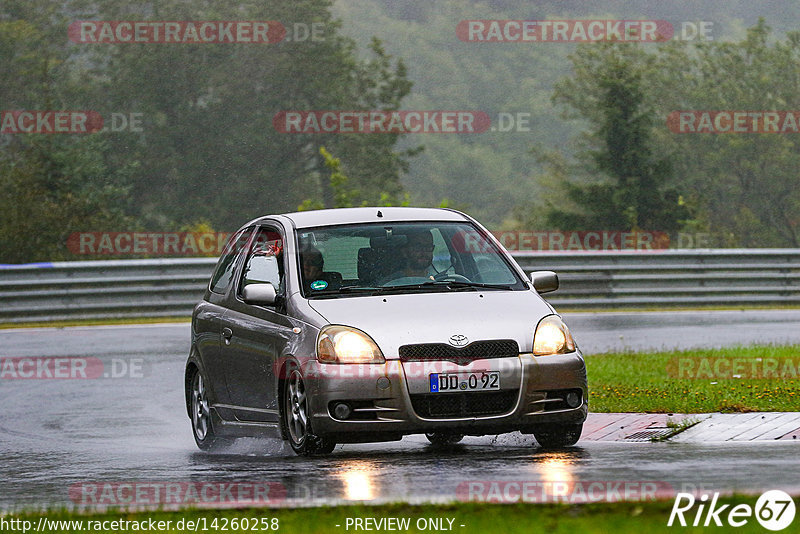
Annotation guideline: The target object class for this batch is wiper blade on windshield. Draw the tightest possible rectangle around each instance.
[336,284,456,294]
[336,285,434,294]
[322,282,511,297]
[308,285,390,299]
[422,280,512,290]
[337,285,384,292]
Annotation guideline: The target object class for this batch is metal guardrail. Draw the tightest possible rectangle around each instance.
[0,258,217,323]
[1,250,799,323]
[515,249,800,308]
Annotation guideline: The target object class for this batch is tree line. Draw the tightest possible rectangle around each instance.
[2,0,798,263]
[0,0,413,262]
[523,20,800,247]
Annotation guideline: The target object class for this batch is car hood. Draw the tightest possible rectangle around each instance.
[307,290,555,358]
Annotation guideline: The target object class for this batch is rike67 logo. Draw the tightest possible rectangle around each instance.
[668,490,796,530]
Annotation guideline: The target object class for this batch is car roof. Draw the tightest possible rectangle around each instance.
[265,207,470,229]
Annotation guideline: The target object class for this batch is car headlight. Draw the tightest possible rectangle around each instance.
[533,315,576,356]
[317,325,385,364]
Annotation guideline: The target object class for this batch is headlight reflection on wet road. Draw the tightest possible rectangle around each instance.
[338,460,379,501]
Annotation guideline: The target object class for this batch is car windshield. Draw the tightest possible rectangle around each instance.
[296,221,527,298]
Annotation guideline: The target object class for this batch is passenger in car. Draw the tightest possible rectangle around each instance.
[299,243,343,292]
[300,244,324,282]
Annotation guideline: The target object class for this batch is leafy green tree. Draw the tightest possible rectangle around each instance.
[1,0,419,263]
[0,137,136,262]
[77,0,415,229]
[331,0,574,226]
[543,42,688,232]
[650,22,800,246]
[527,23,800,246]
[299,146,409,211]
[0,2,135,263]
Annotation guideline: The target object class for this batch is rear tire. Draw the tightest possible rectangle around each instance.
[283,368,336,455]
[533,423,583,448]
[189,369,231,451]
[425,432,464,445]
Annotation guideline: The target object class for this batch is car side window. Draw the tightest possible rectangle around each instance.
[239,226,285,298]
[209,228,253,294]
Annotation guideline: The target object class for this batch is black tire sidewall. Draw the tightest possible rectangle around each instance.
[533,423,583,448]
[283,369,335,455]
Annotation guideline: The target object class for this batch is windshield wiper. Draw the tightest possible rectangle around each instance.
[337,285,384,292]
[335,284,456,294]
[334,285,437,294]
[421,280,512,290]
[317,282,511,298]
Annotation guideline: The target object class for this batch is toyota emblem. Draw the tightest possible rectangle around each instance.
[449,334,469,347]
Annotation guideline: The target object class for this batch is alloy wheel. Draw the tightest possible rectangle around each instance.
[192,372,210,442]
[286,369,308,445]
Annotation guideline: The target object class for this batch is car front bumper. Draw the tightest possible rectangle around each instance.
[303,351,588,442]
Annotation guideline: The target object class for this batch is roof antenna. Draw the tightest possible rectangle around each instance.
[377,210,383,218]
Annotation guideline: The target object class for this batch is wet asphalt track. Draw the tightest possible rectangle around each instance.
[1,310,800,511]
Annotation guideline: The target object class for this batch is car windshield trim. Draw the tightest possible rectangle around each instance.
[296,220,527,298]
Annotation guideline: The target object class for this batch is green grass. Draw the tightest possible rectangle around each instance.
[649,417,702,442]
[5,498,775,533]
[586,344,800,412]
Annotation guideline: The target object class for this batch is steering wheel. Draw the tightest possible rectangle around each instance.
[432,272,471,283]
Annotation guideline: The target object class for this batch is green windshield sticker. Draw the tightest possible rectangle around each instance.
[310,280,328,290]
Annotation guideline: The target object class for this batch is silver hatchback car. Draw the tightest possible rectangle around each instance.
[185,207,587,455]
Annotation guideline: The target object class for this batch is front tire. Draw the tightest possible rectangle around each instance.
[425,432,464,445]
[533,423,583,448]
[283,368,336,455]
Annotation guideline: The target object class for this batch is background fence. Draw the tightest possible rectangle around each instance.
[2,250,799,323]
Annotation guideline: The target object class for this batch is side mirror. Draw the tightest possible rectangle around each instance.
[530,271,559,294]
[242,283,277,306]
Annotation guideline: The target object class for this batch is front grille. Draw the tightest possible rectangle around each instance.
[410,390,518,418]
[399,340,519,364]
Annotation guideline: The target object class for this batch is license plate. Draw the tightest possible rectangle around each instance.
[429,372,500,393]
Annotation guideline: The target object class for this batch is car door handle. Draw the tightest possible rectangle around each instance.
[222,327,233,345]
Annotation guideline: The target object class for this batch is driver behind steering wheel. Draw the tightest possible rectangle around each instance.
[378,229,458,284]
[400,229,437,279]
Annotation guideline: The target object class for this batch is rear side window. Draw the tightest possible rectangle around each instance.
[209,228,253,294]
